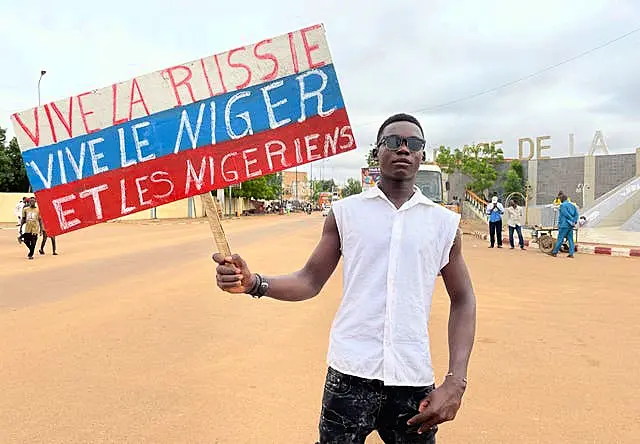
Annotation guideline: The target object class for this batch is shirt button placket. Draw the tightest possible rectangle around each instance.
[384,211,403,381]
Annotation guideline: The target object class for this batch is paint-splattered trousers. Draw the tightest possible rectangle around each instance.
[318,366,437,444]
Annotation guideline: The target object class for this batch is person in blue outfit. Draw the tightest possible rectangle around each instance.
[551,192,579,258]
[486,195,504,248]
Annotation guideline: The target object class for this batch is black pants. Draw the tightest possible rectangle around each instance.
[40,231,56,253]
[489,220,503,247]
[318,367,436,443]
[508,225,525,249]
[22,233,38,258]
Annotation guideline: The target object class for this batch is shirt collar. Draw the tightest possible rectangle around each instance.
[364,184,437,207]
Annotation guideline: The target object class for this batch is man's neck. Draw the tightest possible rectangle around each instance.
[378,177,415,209]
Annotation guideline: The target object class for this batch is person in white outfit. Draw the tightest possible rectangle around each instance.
[14,197,28,243]
[505,199,526,250]
[213,113,477,443]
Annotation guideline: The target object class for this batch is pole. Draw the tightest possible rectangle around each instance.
[524,184,530,226]
[310,162,313,203]
[38,70,46,107]
[31,70,47,194]
[280,172,283,208]
[295,166,298,201]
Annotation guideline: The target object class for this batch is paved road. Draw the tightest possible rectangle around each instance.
[0,214,638,443]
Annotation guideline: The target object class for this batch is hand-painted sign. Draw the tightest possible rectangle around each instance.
[12,24,354,236]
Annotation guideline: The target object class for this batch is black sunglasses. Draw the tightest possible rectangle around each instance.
[378,134,425,152]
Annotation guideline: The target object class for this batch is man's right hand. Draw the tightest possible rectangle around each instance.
[212,253,255,294]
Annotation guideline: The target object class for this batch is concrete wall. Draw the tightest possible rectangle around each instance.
[594,153,636,199]
[113,195,253,221]
[447,172,471,202]
[0,192,34,223]
[536,157,586,208]
[0,192,254,224]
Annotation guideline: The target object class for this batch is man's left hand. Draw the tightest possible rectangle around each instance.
[406,377,466,434]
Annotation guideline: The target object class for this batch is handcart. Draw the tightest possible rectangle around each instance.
[530,225,579,255]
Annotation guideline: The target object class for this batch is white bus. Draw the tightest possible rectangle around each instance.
[415,164,444,203]
[415,164,459,213]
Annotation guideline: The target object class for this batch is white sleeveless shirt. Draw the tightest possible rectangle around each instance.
[328,185,461,386]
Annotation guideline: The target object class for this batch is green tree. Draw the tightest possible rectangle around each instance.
[366,146,379,167]
[435,142,504,194]
[0,127,29,192]
[311,179,335,201]
[7,137,29,192]
[502,160,525,195]
[231,174,280,200]
[0,147,12,191]
[265,173,282,200]
[0,127,11,190]
[342,177,362,197]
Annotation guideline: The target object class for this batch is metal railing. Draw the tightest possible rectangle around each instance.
[464,190,489,221]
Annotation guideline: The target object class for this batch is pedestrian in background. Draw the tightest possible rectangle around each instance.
[506,199,525,250]
[20,197,41,260]
[39,229,58,256]
[486,195,504,248]
[15,196,28,243]
[551,192,579,258]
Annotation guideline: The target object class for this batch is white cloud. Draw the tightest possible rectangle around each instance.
[2,0,639,184]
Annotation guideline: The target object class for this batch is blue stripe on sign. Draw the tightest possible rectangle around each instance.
[23,64,345,192]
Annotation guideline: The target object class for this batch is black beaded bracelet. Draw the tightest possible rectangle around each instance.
[247,273,262,296]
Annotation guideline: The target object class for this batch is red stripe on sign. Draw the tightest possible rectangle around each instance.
[629,249,640,257]
[594,246,612,255]
[35,109,353,237]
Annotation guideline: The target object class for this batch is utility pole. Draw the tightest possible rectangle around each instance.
[31,70,47,194]
[310,162,313,203]
[37,70,46,108]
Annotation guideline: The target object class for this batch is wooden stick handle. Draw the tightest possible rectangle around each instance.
[200,192,232,257]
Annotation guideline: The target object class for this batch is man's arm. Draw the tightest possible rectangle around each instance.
[214,211,342,302]
[260,211,341,301]
[571,205,580,225]
[407,229,476,433]
[441,229,477,380]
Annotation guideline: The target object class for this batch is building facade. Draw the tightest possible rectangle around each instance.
[282,171,310,201]
[448,150,640,209]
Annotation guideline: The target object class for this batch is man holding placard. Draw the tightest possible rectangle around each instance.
[214,113,476,443]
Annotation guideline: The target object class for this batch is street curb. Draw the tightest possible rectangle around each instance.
[571,244,640,258]
[467,231,531,247]
[524,241,640,258]
[464,231,639,258]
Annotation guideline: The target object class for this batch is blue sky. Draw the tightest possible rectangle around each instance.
[2,0,639,183]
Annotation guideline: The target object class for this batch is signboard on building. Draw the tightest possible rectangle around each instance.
[361,167,380,189]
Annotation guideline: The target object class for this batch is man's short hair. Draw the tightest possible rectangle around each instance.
[376,113,424,143]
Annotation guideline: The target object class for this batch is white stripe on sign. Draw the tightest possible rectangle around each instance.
[12,25,332,151]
